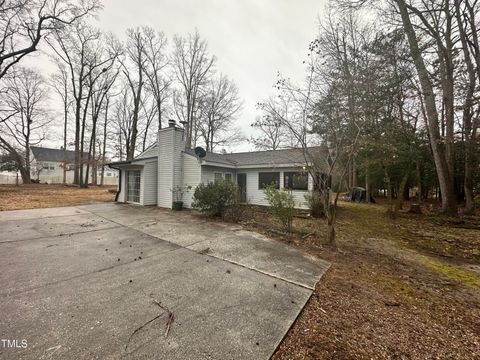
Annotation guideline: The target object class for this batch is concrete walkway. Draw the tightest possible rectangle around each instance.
[0,203,329,360]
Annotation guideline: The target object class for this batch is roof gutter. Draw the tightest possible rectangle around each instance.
[107,160,132,167]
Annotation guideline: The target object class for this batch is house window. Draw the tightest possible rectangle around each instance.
[284,172,308,190]
[258,172,280,189]
[106,172,112,177]
[49,164,55,170]
[224,173,232,182]
[127,170,141,203]
[214,172,223,182]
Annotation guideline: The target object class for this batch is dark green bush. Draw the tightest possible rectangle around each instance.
[192,180,238,217]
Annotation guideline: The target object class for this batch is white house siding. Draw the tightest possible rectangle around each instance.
[98,173,118,186]
[182,153,201,208]
[142,160,158,205]
[200,165,236,184]
[240,167,312,209]
[173,130,184,194]
[157,129,173,207]
[157,126,185,208]
[32,160,83,184]
[29,159,117,185]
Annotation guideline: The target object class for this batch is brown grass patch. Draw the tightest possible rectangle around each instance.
[0,184,115,211]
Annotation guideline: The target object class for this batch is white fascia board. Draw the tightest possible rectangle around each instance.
[235,163,309,169]
[199,161,310,169]
[200,160,236,169]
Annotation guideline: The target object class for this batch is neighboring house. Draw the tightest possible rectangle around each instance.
[109,120,322,209]
[30,146,118,185]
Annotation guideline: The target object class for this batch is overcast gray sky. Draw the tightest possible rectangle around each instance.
[38,0,326,151]
[102,0,326,150]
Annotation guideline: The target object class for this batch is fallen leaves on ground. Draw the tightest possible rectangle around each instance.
[240,202,480,360]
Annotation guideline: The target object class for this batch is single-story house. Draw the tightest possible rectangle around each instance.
[30,146,118,185]
[109,121,322,209]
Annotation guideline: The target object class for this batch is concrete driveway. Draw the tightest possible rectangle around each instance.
[0,203,329,360]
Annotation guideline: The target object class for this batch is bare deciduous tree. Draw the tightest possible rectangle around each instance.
[50,23,119,186]
[0,0,100,81]
[84,61,119,186]
[197,74,243,151]
[114,85,134,160]
[0,67,50,182]
[392,0,457,215]
[50,63,70,183]
[172,30,215,148]
[142,27,171,131]
[250,114,288,150]
[120,27,150,160]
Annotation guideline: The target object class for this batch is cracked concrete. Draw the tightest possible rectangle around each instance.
[0,203,329,360]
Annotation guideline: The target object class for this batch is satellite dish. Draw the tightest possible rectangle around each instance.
[194,146,207,158]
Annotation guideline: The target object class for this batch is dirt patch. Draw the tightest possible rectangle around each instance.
[0,184,115,211]
[228,202,480,359]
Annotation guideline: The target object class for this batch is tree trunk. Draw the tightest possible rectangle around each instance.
[464,141,475,213]
[63,94,68,185]
[352,157,357,187]
[454,0,476,214]
[101,98,109,187]
[127,66,143,160]
[384,169,395,217]
[79,89,92,188]
[365,167,370,203]
[73,95,82,185]
[416,160,422,203]
[19,166,30,184]
[24,137,31,184]
[157,99,162,131]
[348,162,352,189]
[326,203,336,247]
[395,171,410,216]
[395,0,457,215]
[85,112,98,187]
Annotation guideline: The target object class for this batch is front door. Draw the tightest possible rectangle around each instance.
[126,170,141,203]
[237,173,247,202]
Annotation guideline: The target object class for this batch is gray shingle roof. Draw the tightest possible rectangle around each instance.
[185,147,322,167]
[31,146,88,163]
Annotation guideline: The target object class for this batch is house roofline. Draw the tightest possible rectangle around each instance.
[235,163,309,169]
[107,161,131,169]
[136,143,158,158]
[199,160,310,169]
[108,156,157,167]
[200,160,236,168]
